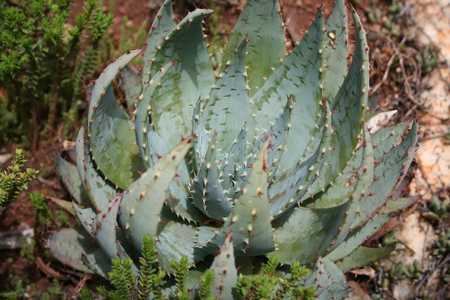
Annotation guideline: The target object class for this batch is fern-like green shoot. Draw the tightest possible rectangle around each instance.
[236,258,315,300]
[171,257,190,300]
[199,270,215,300]
[137,235,165,300]
[109,258,136,300]
[0,149,37,208]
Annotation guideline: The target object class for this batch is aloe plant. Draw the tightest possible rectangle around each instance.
[50,0,417,298]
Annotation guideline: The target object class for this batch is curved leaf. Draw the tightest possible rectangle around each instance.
[88,51,143,189]
[336,245,394,273]
[271,206,344,265]
[149,9,214,150]
[322,0,348,102]
[119,138,192,250]
[308,258,348,300]
[49,228,110,277]
[200,40,249,158]
[56,156,83,204]
[156,222,197,272]
[143,0,175,79]
[249,12,324,148]
[223,0,285,94]
[230,142,274,255]
[210,234,237,300]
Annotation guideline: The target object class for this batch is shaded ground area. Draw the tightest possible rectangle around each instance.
[0,0,448,298]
